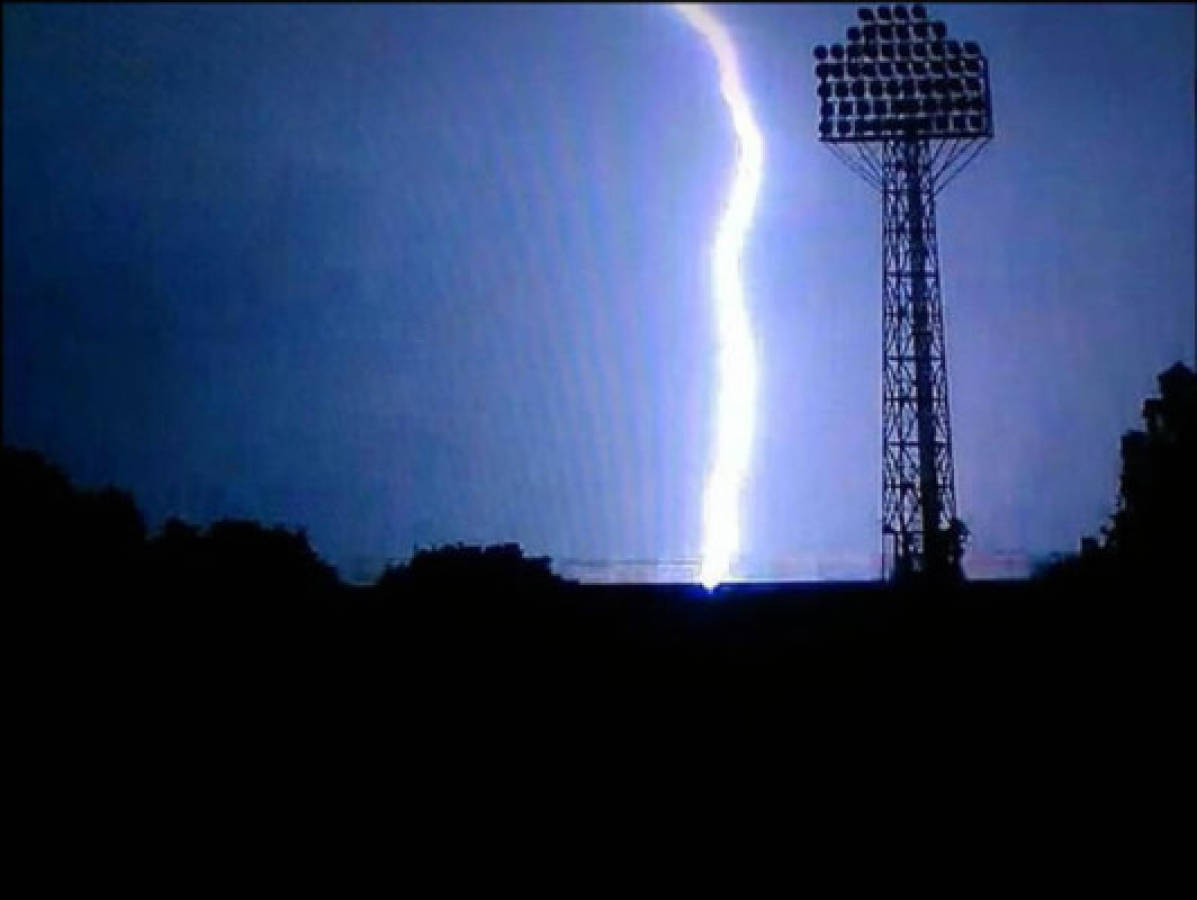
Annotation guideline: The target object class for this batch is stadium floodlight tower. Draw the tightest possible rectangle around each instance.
[813,4,992,582]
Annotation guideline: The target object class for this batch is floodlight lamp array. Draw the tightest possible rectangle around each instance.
[813,5,991,143]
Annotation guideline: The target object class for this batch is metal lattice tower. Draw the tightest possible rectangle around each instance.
[812,4,993,581]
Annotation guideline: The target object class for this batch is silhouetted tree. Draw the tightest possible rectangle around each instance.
[376,542,561,594]
[2,446,146,592]
[944,517,970,580]
[1037,361,1195,584]
[157,516,203,551]
[147,517,340,606]
[4,447,75,567]
[4,444,344,618]
[78,486,147,566]
[1104,361,1196,578]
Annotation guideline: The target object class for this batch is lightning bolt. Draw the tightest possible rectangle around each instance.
[673,4,764,590]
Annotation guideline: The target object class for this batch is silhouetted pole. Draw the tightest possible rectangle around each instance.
[813,4,992,580]
[904,137,943,564]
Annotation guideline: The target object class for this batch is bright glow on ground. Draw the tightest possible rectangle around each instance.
[673,4,763,590]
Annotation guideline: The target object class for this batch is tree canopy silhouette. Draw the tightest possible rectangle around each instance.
[147,517,339,601]
[1104,361,1195,576]
[3,445,341,607]
[375,542,561,593]
[3,446,146,591]
[1039,360,1195,584]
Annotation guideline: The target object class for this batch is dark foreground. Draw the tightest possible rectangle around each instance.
[27,572,1182,715]
[16,571,1187,868]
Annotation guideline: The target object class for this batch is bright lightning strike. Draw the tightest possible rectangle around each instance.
[673,4,764,590]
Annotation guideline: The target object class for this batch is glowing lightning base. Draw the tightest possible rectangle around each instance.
[673,4,764,590]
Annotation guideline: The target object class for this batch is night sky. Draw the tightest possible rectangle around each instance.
[4,3,1194,582]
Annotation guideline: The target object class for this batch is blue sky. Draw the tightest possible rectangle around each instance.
[4,4,1194,581]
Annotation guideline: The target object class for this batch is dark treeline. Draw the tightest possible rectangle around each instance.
[6,361,1193,710]
[1036,360,1195,588]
